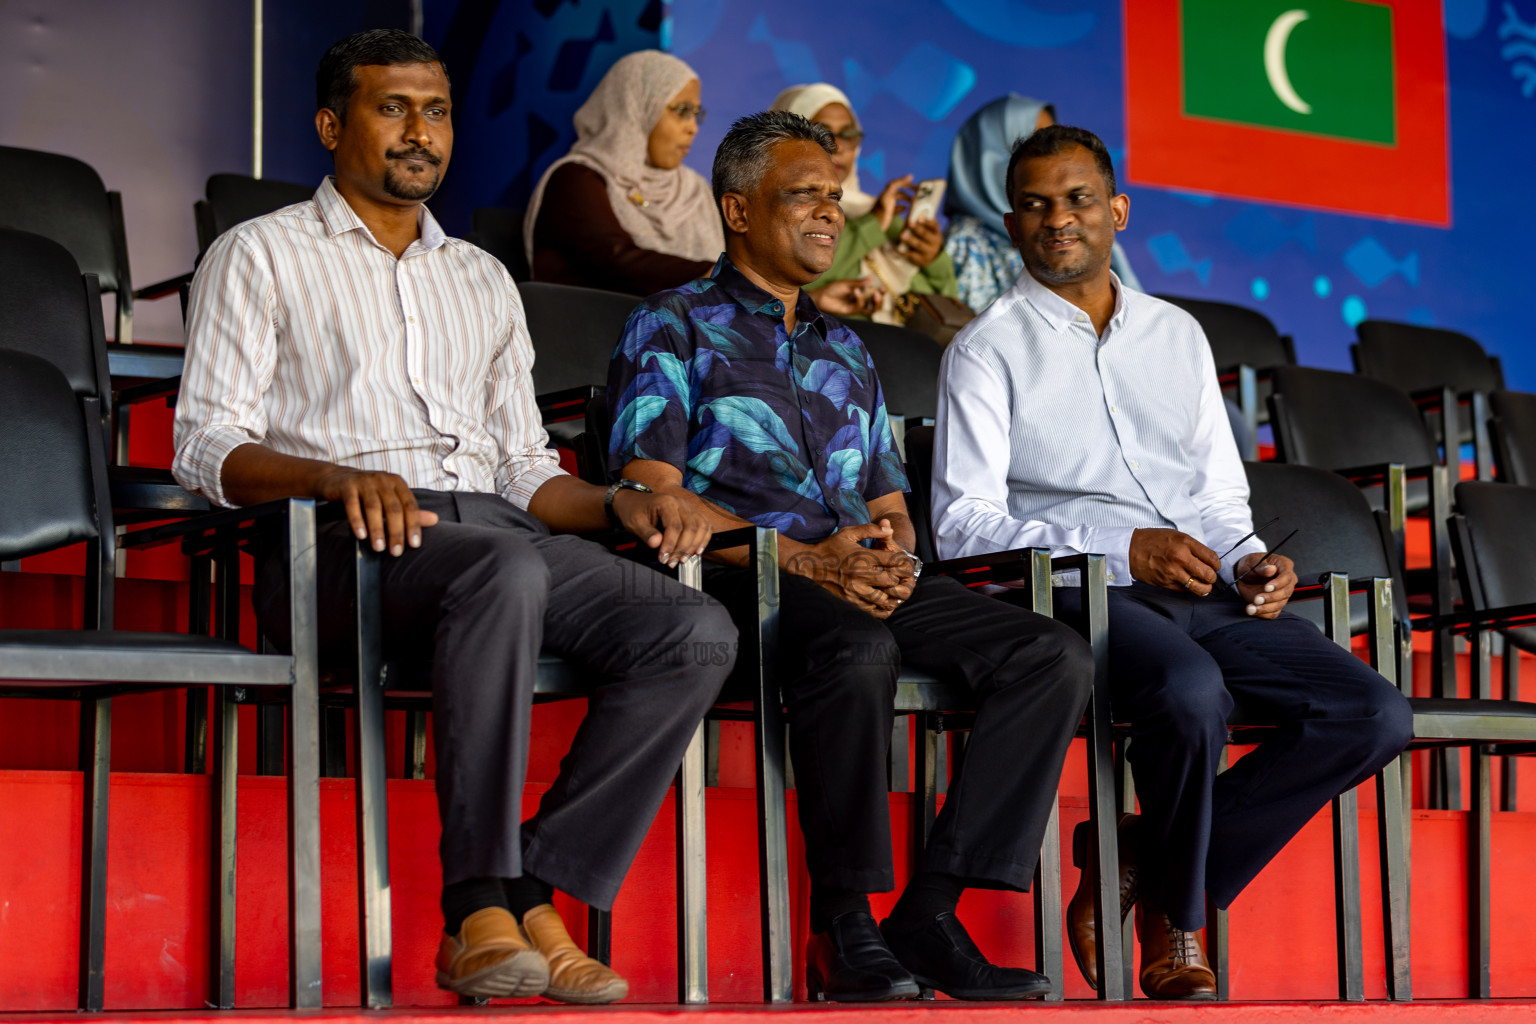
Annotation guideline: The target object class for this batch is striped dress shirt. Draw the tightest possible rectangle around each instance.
[932,269,1265,586]
[173,177,564,509]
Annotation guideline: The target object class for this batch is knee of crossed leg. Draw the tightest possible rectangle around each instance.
[452,531,551,616]
[1359,678,1415,769]
[1137,659,1234,751]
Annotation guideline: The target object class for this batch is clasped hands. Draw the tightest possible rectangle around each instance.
[1129,527,1297,618]
[787,519,918,620]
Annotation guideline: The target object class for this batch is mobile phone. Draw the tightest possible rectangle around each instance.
[907,178,946,224]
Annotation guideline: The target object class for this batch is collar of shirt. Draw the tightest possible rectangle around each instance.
[313,175,447,257]
[1015,265,1128,338]
[708,253,828,337]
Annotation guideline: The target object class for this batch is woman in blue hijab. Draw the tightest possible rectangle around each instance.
[944,94,1141,312]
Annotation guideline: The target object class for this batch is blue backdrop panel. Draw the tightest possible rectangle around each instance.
[670,0,1536,388]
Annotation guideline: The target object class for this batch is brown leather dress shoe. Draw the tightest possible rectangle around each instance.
[435,906,550,999]
[1066,813,1139,990]
[522,903,629,1004]
[1135,900,1217,1000]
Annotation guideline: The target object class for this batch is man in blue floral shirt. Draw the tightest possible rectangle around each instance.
[607,111,1093,1003]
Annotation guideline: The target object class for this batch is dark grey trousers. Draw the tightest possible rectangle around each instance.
[255,490,737,910]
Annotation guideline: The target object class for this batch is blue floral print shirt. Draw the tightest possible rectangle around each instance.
[607,254,909,543]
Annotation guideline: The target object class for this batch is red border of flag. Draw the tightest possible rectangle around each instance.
[1124,0,1450,226]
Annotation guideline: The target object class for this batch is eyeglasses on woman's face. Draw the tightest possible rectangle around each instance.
[817,124,865,144]
[666,102,707,124]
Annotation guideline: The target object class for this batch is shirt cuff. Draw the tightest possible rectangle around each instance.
[502,457,568,510]
[172,427,258,509]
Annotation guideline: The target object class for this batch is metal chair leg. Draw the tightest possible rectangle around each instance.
[286,500,323,1008]
[748,530,792,1003]
[404,709,428,781]
[211,687,239,1009]
[1323,573,1365,1001]
[676,719,708,1003]
[1501,637,1519,812]
[587,907,612,966]
[354,546,393,1007]
[77,697,111,1012]
[1032,797,1064,1001]
[1369,578,1411,1001]
[1470,740,1492,998]
[1208,745,1230,1000]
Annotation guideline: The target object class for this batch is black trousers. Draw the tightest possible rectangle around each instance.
[255,490,737,910]
[1034,582,1414,931]
[704,568,1093,894]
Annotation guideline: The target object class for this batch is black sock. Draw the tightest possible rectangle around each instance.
[884,871,966,934]
[810,882,872,934]
[503,873,556,921]
[442,876,509,935]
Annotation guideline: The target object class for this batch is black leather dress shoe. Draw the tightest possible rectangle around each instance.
[882,912,1052,1001]
[805,911,921,1002]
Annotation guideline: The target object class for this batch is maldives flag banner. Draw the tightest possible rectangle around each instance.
[1124,0,1450,225]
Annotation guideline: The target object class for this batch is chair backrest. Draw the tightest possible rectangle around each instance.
[471,207,530,282]
[1453,481,1536,612]
[1268,364,1436,470]
[199,174,314,255]
[1354,320,1502,396]
[0,349,104,563]
[0,145,125,296]
[902,424,939,563]
[1155,294,1292,370]
[0,229,110,403]
[1490,389,1536,486]
[1244,460,1404,633]
[519,281,641,395]
[846,320,942,421]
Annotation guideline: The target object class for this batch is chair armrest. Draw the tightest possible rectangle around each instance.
[537,385,601,424]
[133,271,193,301]
[1414,600,1536,636]
[113,374,180,407]
[118,497,330,554]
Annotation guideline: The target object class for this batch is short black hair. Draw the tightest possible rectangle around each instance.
[712,110,836,205]
[1004,124,1117,203]
[316,29,448,122]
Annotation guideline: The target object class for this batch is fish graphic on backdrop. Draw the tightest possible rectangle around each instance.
[1343,237,1419,289]
[747,14,822,85]
[1223,207,1318,260]
[843,44,976,120]
[1500,2,1536,98]
[1145,232,1213,286]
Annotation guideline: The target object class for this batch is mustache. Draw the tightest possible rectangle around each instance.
[386,147,442,165]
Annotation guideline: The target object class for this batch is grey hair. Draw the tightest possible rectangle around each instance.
[711,110,835,204]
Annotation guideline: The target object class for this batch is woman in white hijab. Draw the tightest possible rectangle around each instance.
[770,84,960,320]
[526,50,724,295]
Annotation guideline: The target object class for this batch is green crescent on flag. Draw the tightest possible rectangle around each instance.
[1182,0,1396,145]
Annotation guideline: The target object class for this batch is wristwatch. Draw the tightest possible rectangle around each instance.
[901,548,924,579]
[604,478,653,526]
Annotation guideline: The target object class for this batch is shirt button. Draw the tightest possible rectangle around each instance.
[1129,460,1139,468]
[1111,405,1120,413]
[413,377,421,384]
[1076,313,1087,323]
[1107,572,1117,582]
[408,316,416,324]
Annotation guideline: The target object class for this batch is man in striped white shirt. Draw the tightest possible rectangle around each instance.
[172,29,736,1003]
[931,125,1412,1000]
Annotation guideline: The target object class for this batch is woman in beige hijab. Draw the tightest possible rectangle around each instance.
[770,84,959,320]
[526,51,724,295]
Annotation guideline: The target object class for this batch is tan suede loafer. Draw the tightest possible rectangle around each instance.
[435,906,550,999]
[522,903,629,1004]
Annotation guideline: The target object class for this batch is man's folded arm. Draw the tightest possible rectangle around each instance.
[932,340,1136,583]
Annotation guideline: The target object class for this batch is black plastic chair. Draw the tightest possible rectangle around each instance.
[471,206,531,282]
[0,228,204,519]
[1157,295,1295,457]
[519,281,642,443]
[846,319,942,419]
[1268,364,1462,808]
[196,174,314,255]
[1355,320,1503,480]
[1489,390,1536,487]
[0,349,323,1010]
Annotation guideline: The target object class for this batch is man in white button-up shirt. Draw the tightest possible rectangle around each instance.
[932,125,1411,1000]
[173,29,735,1003]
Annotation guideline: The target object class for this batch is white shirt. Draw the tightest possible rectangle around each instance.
[173,177,565,509]
[932,269,1265,586]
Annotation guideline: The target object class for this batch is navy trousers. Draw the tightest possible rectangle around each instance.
[1033,582,1413,931]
